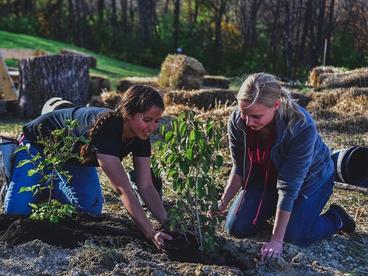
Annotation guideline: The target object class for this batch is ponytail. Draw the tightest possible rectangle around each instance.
[80,110,122,164]
[278,88,306,132]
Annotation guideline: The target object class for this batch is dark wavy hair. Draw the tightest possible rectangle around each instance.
[80,85,164,163]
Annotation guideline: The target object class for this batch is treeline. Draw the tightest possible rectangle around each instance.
[0,0,367,79]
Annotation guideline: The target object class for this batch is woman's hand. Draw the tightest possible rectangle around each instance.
[207,199,226,218]
[151,231,173,250]
[260,239,283,262]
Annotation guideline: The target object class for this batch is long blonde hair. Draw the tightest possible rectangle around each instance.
[237,73,306,130]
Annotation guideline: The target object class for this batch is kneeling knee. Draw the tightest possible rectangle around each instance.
[225,222,257,238]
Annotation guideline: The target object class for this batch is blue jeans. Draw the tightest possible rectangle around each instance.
[4,140,103,216]
[225,175,341,246]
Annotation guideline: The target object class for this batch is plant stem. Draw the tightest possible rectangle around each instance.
[194,177,203,251]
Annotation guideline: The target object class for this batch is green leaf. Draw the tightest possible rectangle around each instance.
[189,129,197,142]
[185,148,194,161]
[179,121,187,137]
[17,159,33,168]
[29,203,38,209]
[50,215,59,224]
[14,145,29,154]
[168,168,178,179]
[27,169,38,177]
[172,120,178,133]
[164,130,174,142]
[159,124,166,136]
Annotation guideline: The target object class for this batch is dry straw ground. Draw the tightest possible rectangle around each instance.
[0,84,367,275]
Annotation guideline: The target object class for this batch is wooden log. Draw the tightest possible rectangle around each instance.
[59,48,97,68]
[18,55,90,118]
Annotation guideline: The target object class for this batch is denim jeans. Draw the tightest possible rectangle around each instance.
[4,140,103,216]
[225,174,341,246]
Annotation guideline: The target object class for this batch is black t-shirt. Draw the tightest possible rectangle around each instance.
[23,106,151,166]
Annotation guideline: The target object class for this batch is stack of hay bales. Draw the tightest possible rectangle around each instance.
[309,66,344,87]
[89,74,111,97]
[164,89,237,110]
[309,66,368,89]
[307,87,368,116]
[203,75,230,89]
[116,77,158,93]
[88,91,121,110]
[158,54,205,90]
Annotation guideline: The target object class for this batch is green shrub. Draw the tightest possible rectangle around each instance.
[16,119,89,224]
[153,112,224,253]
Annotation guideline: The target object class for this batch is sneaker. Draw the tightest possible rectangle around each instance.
[329,203,356,233]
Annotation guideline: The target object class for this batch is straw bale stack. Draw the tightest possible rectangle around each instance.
[158,54,206,89]
[203,75,230,89]
[116,77,158,93]
[88,91,121,109]
[319,68,368,89]
[89,74,111,97]
[164,88,236,110]
[307,87,368,115]
[309,66,344,87]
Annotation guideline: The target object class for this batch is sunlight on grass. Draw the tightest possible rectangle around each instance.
[0,30,159,85]
[0,117,26,138]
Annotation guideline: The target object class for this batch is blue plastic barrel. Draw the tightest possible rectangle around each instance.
[331,146,368,187]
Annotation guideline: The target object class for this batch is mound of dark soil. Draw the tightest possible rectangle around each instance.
[0,213,247,269]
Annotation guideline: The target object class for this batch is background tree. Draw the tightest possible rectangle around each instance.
[0,0,367,79]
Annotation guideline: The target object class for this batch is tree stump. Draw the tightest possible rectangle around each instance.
[18,55,90,118]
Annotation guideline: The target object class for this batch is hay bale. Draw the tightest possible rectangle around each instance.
[88,91,121,110]
[203,75,230,89]
[289,91,311,108]
[164,89,236,110]
[116,77,158,93]
[59,48,97,68]
[89,74,111,97]
[319,68,368,89]
[309,66,344,87]
[158,54,205,90]
[307,87,368,116]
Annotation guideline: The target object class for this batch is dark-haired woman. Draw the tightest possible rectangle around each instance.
[4,85,172,249]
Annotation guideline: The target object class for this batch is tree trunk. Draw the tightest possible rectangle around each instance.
[325,0,335,64]
[111,0,118,33]
[173,0,181,51]
[213,0,227,60]
[137,0,155,48]
[313,0,326,65]
[97,0,105,25]
[121,0,128,32]
[267,0,281,71]
[283,0,293,78]
[18,55,90,118]
[298,0,312,63]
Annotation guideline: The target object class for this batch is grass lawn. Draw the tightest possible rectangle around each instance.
[0,30,158,87]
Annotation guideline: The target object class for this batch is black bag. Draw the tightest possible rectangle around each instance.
[0,136,19,203]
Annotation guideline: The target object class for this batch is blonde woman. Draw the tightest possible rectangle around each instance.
[212,73,355,261]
